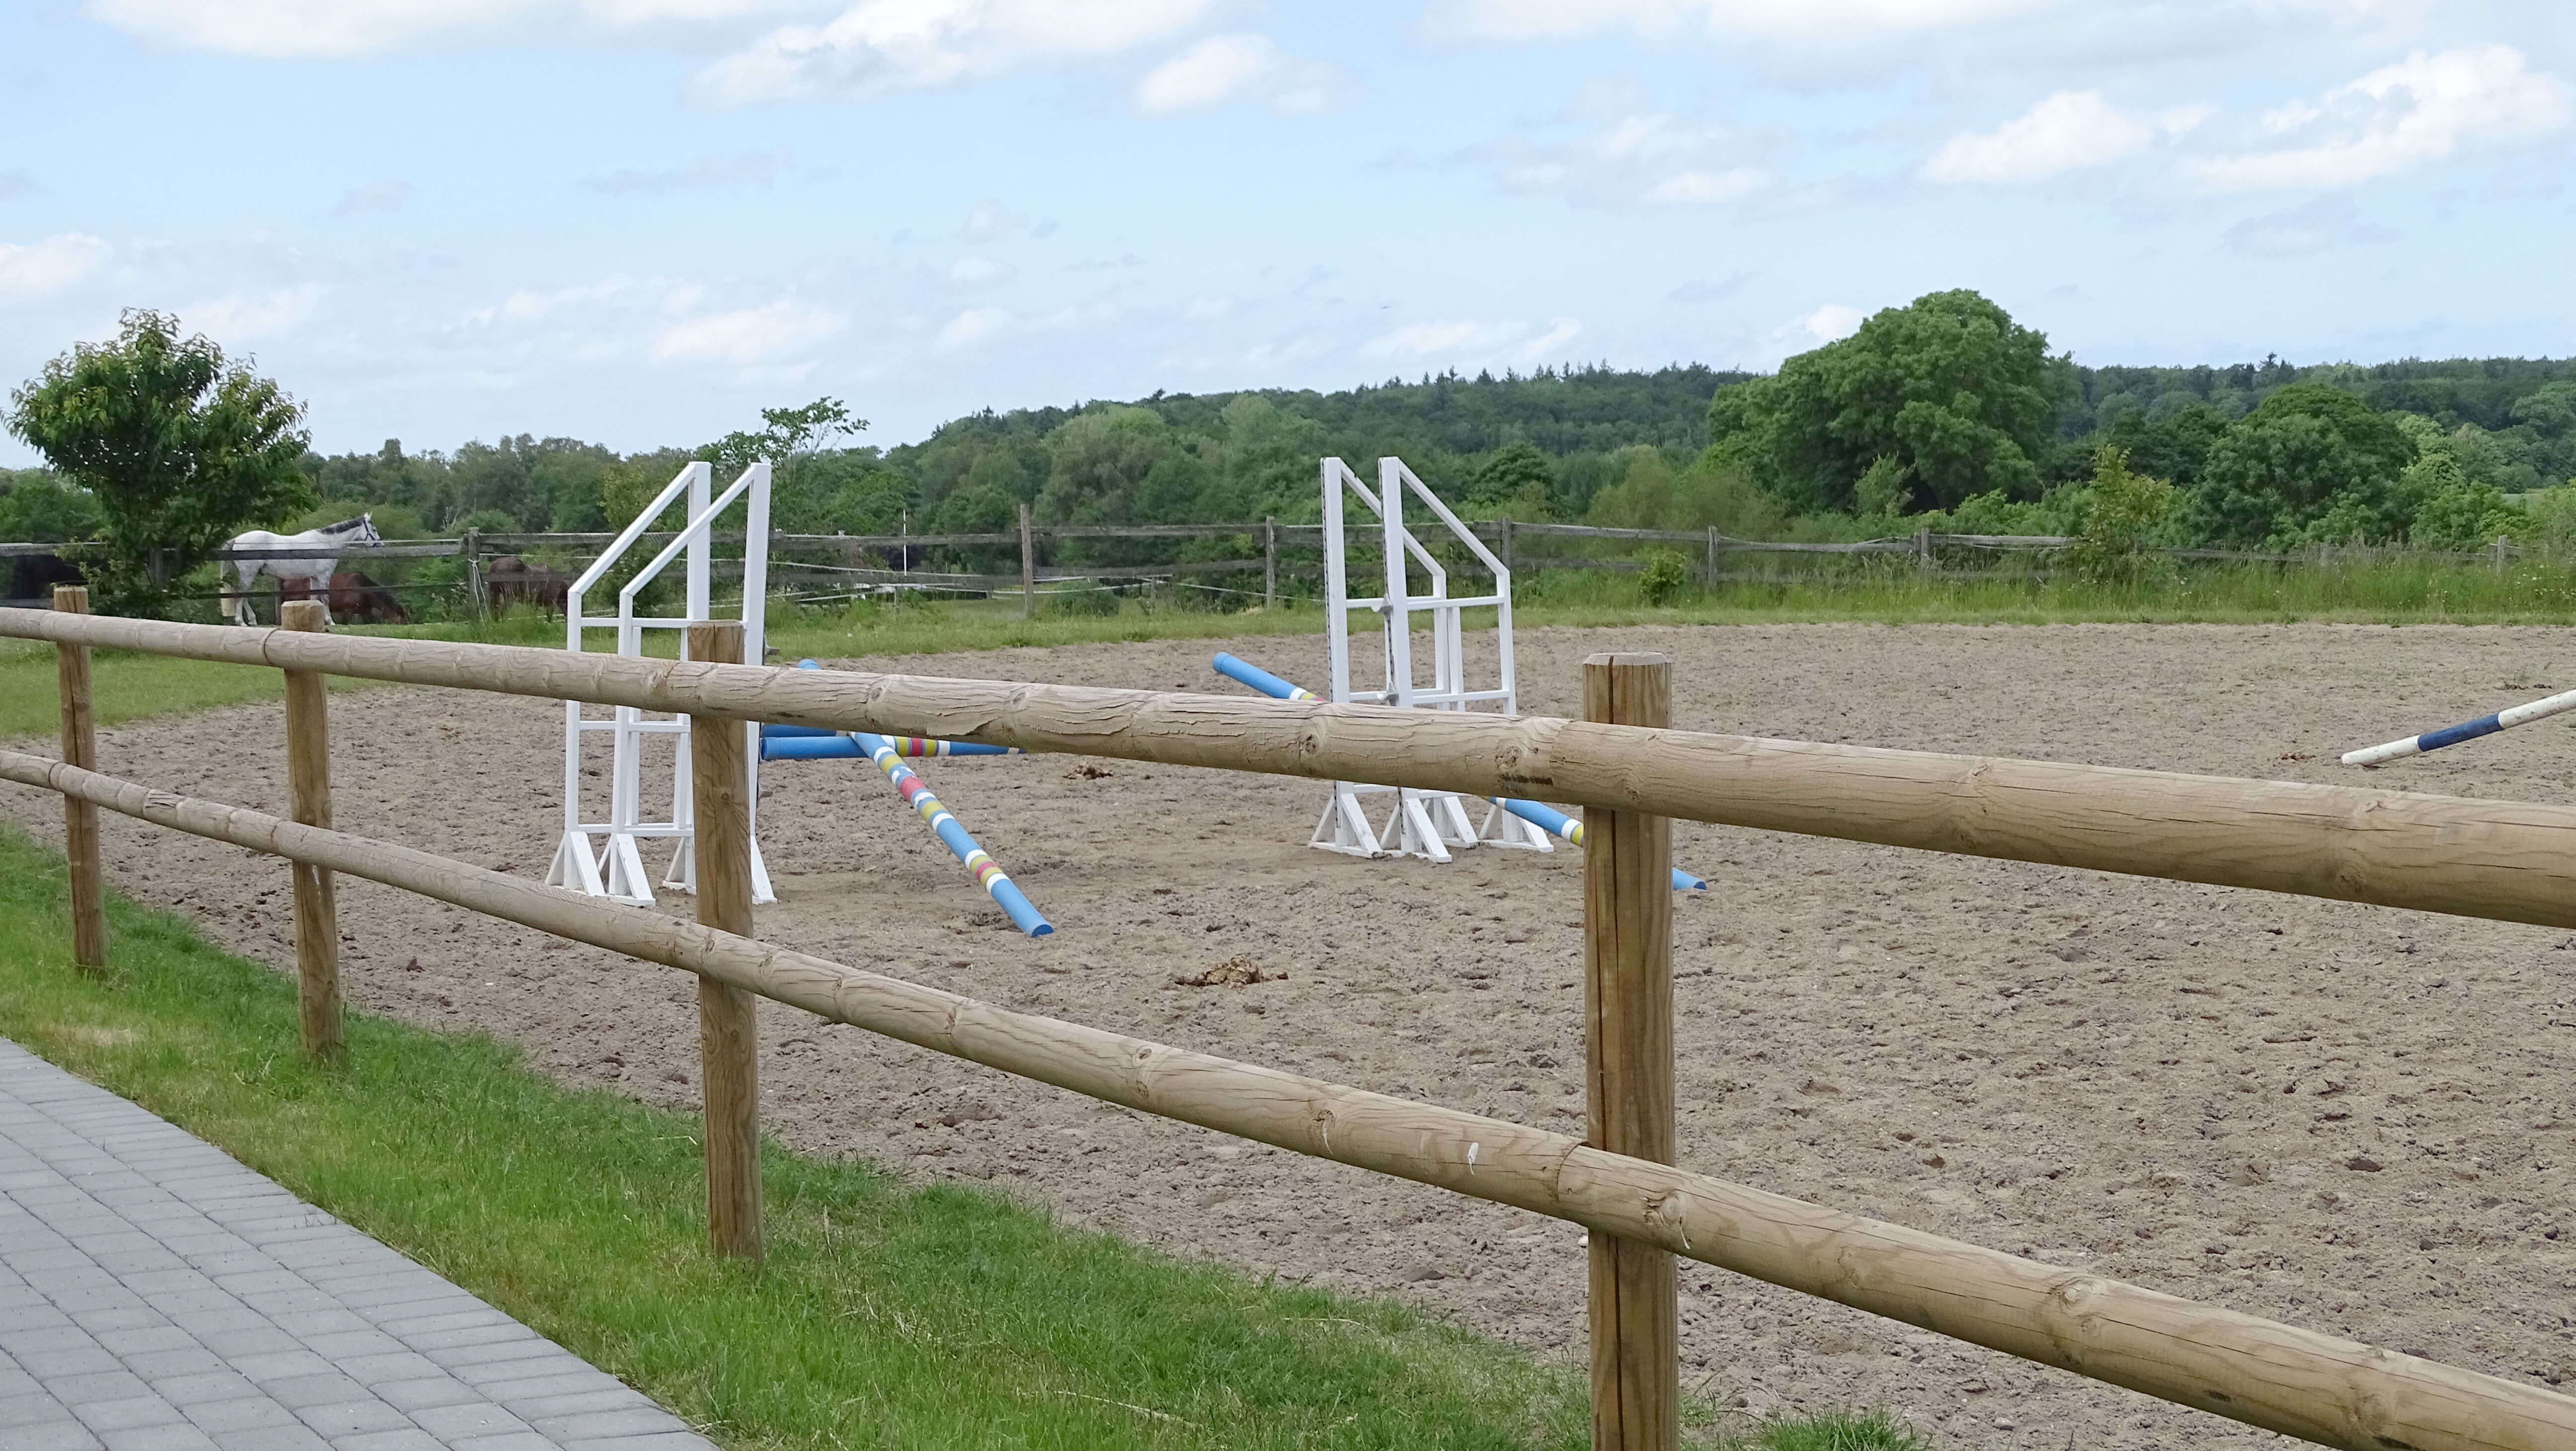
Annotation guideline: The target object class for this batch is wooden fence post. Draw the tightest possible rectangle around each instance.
[1019,504,1036,619]
[1582,652,1676,1451]
[280,600,341,1060]
[462,527,487,620]
[1263,516,1278,608]
[52,585,106,973]
[687,618,763,1261]
[2495,534,2511,577]
[1703,527,1718,587]
[1913,527,1932,571]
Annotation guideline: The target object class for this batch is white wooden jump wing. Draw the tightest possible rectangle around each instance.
[548,461,775,907]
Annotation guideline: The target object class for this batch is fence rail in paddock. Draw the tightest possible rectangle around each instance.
[4,599,2574,1451]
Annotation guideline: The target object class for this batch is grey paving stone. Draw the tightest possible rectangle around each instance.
[0,1042,711,1451]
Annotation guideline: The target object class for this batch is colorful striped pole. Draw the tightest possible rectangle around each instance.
[853,731,1053,936]
[1212,653,1707,891]
[1493,796,1708,890]
[2342,686,2576,766]
[760,725,1013,760]
[778,661,1051,936]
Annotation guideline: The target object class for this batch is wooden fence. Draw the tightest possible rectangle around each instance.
[0,520,2532,614]
[3,594,2574,1451]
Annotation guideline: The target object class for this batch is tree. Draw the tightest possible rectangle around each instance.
[1462,441,1553,509]
[2187,383,2416,548]
[9,311,313,609]
[2067,446,2180,585]
[1708,289,2062,515]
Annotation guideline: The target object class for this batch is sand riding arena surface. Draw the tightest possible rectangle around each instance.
[8,622,2576,1448]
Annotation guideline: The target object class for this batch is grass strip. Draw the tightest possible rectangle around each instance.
[0,825,1927,1449]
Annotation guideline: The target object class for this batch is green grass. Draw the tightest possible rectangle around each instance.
[0,824,1941,1450]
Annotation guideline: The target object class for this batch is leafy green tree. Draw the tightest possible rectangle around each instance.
[2100,401,2228,488]
[2066,446,2180,584]
[0,471,104,543]
[6,310,312,610]
[1708,290,2061,515]
[2186,383,2415,548]
[1463,441,1553,510]
[1036,406,1178,523]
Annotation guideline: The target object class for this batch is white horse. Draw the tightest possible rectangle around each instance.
[221,514,383,625]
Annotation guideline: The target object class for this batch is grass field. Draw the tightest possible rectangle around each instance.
[0,825,1930,1449]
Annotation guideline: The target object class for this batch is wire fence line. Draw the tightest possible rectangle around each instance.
[0,517,2534,617]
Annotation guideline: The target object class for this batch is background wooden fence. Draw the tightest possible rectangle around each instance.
[4,597,2575,1451]
[0,518,2530,615]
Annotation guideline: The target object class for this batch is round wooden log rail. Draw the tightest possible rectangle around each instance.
[2,747,2569,1451]
[8,607,2576,930]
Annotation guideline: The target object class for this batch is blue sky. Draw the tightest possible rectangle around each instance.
[3,0,2573,465]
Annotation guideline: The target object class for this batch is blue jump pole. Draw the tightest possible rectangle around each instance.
[1211,653,1706,891]
[2342,685,2576,766]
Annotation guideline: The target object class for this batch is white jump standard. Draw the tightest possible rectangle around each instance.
[548,460,775,906]
[1314,455,1550,861]
[2340,685,2576,766]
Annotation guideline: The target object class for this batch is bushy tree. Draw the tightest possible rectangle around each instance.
[6,310,312,610]
[1463,440,1553,509]
[0,471,104,543]
[2066,447,2180,584]
[2187,383,2415,548]
[1708,289,2061,515]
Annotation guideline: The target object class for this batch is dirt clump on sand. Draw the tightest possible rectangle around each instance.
[10,621,2576,1448]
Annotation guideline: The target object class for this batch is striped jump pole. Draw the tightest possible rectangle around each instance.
[2341,686,2576,766]
[779,662,1052,936]
[1211,653,1708,892]
[761,725,1016,761]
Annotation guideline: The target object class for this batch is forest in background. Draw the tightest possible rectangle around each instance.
[12,290,2576,559]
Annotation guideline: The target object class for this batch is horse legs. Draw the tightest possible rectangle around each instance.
[220,564,253,626]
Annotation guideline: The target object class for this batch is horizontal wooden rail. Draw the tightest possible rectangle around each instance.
[1,747,2565,1451]
[9,607,2576,931]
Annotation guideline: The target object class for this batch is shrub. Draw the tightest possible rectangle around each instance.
[2067,445,2181,586]
[1637,548,1693,606]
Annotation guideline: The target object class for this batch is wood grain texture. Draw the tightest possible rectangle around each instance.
[1019,502,1035,619]
[49,586,104,971]
[1583,653,1677,1451]
[9,607,2576,933]
[280,601,341,1060]
[4,746,2571,1451]
[685,621,762,1261]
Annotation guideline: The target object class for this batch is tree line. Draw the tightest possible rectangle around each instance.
[14,300,2576,610]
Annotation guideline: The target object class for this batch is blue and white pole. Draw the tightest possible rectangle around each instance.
[2341,686,2576,767]
[1212,652,1707,891]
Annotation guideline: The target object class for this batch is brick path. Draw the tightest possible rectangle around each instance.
[0,1039,720,1451]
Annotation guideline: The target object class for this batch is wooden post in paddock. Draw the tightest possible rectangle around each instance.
[52,585,105,972]
[280,600,341,1059]
[1263,516,1278,609]
[1019,503,1036,619]
[1581,651,1677,1451]
[686,619,763,1261]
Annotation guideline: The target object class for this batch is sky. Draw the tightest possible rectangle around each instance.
[3,0,2575,465]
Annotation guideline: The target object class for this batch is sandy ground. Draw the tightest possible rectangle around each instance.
[7,622,2576,1449]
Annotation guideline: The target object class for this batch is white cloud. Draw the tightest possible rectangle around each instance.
[1424,0,2040,44]
[1474,111,1771,210]
[1131,33,1345,116]
[653,300,843,362]
[1361,316,1582,368]
[689,0,1211,107]
[188,284,326,339]
[0,233,110,296]
[1921,91,2174,183]
[333,179,411,215]
[585,149,793,195]
[946,255,1013,287]
[84,0,805,59]
[1794,304,1864,343]
[936,306,1015,350]
[2194,45,2573,190]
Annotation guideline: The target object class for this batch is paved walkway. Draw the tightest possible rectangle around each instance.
[0,1040,721,1451]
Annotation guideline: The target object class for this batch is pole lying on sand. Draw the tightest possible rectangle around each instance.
[1212,652,1708,891]
[852,731,1053,936]
[2342,685,2576,766]
[761,726,1015,761]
